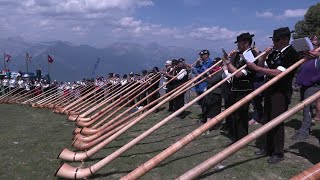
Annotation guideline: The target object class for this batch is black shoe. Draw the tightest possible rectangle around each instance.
[291,133,309,140]
[267,155,284,164]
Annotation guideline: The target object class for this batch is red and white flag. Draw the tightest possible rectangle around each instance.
[5,53,11,62]
[48,54,54,63]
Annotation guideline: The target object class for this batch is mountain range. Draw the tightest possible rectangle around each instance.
[0,37,218,81]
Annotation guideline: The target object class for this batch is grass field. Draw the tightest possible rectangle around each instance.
[0,93,320,180]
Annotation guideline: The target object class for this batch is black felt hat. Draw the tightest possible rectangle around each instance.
[234,32,254,43]
[269,27,294,39]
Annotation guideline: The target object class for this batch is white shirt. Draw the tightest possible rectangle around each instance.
[176,69,187,80]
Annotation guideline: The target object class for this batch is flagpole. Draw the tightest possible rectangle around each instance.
[26,52,29,73]
[47,55,50,77]
[3,52,6,71]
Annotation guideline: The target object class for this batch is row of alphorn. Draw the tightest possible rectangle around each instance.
[1,47,320,179]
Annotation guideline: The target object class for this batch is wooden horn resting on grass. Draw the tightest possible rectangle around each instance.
[75,74,161,128]
[46,85,99,110]
[72,75,157,121]
[66,82,132,121]
[1,87,30,103]
[64,83,121,115]
[8,88,38,103]
[55,61,222,177]
[70,71,217,151]
[54,85,97,112]
[72,72,159,122]
[71,78,194,149]
[54,84,105,114]
[72,72,209,147]
[66,82,130,114]
[0,87,20,101]
[22,86,57,104]
[177,90,320,180]
[53,85,95,112]
[72,73,176,136]
[290,162,320,180]
[61,61,211,148]
[21,86,57,105]
[121,55,313,180]
[52,84,95,113]
[73,64,210,137]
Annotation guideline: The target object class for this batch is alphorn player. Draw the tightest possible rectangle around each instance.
[246,27,300,164]
[192,49,214,124]
[223,32,258,143]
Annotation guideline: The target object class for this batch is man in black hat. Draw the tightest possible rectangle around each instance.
[246,27,300,164]
[223,32,257,142]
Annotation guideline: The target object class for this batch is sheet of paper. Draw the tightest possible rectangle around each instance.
[243,49,255,63]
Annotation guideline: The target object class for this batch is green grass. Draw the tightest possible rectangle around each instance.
[0,92,319,179]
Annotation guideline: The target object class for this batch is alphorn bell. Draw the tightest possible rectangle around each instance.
[177,90,320,180]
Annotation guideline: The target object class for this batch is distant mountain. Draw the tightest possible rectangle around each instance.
[0,37,218,81]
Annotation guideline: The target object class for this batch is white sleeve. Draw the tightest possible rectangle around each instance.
[176,69,187,80]
[276,66,286,72]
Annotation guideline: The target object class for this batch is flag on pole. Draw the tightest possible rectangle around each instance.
[48,54,54,63]
[26,52,32,62]
[5,53,11,62]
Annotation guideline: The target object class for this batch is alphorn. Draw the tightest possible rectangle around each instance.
[74,63,218,137]
[1,87,29,103]
[22,86,58,104]
[121,55,313,180]
[53,85,96,110]
[177,90,320,180]
[66,84,116,114]
[7,88,38,103]
[72,72,212,148]
[55,61,222,177]
[67,82,131,120]
[44,85,94,109]
[0,87,20,101]
[54,83,108,114]
[290,162,320,180]
[72,73,165,124]
[44,85,91,109]
[70,73,158,121]
[63,83,121,113]
[75,74,161,128]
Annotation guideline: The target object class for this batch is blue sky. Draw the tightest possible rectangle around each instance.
[0,0,318,51]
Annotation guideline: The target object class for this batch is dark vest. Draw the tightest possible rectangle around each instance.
[231,52,255,91]
[266,45,300,93]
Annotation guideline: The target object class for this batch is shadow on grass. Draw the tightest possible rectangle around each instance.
[85,148,166,162]
[198,156,265,179]
[284,119,301,130]
[156,143,224,169]
[288,141,320,165]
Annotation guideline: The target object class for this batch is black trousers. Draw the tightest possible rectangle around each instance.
[230,91,251,142]
[167,85,174,111]
[264,91,288,156]
[173,93,185,111]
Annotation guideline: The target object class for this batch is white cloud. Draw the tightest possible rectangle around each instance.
[256,8,307,19]
[114,17,242,42]
[256,11,273,18]
[283,9,307,18]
